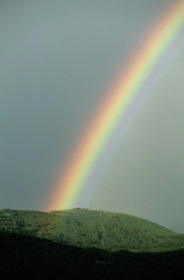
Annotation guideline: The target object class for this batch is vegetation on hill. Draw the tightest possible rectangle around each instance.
[1,231,184,280]
[0,208,183,252]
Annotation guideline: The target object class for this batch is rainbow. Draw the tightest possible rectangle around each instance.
[45,1,184,211]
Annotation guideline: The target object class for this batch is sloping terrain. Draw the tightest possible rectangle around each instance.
[1,231,184,280]
[0,208,183,252]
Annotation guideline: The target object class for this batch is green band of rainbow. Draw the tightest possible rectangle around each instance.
[45,1,184,211]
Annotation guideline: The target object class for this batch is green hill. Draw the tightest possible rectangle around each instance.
[0,208,183,252]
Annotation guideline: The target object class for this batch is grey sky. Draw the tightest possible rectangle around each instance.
[1,0,184,233]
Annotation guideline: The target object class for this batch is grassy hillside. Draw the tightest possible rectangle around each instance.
[1,231,184,280]
[0,208,183,252]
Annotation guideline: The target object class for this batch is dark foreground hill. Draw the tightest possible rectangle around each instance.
[1,231,184,280]
[0,208,184,252]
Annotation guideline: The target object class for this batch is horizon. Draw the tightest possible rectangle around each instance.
[0,207,182,234]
